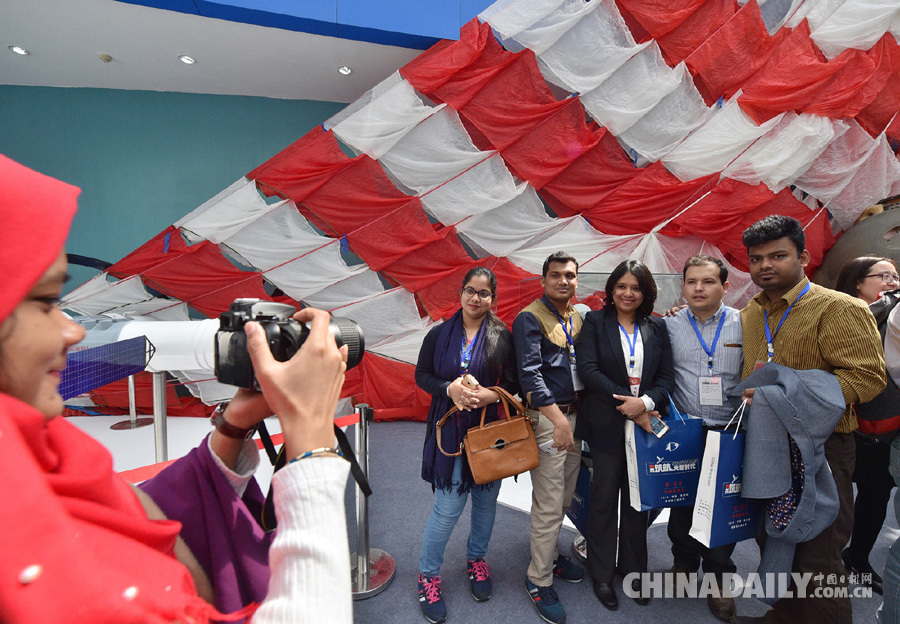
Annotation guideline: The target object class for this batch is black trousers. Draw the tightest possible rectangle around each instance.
[584,423,649,584]
[846,433,895,566]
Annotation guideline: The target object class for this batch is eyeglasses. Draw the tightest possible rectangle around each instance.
[864,272,900,283]
[462,286,493,300]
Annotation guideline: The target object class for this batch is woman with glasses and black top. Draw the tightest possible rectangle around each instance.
[414,267,518,623]
[835,256,900,595]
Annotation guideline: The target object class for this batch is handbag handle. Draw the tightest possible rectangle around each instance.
[664,391,688,425]
[484,386,527,427]
[435,386,527,458]
[725,398,748,439]
[435,405,465,458]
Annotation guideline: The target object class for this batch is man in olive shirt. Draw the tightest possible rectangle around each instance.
[733,216,885,624]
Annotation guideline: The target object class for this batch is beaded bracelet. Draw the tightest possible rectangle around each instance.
[288,446,343,463]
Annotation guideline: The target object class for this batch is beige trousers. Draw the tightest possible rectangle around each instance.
[526,407,582,586]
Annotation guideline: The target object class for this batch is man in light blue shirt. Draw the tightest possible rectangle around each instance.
[664,255,743,622]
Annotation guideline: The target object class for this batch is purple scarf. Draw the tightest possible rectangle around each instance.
[421,309,501,493]
[139,435,273,617]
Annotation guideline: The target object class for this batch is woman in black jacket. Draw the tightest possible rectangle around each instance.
[575,259,674,610]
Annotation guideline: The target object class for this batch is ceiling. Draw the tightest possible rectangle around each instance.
[0,0,423,103]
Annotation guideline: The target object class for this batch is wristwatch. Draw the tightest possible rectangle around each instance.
[210,401,259,440]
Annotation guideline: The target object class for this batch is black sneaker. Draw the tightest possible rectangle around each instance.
[417,574,448,623]
[552,555,584,583]
[467,557,492,601]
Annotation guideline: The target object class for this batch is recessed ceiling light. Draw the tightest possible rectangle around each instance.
[8,45,29,56]
[337,65,352,75]
[178,55,196,65]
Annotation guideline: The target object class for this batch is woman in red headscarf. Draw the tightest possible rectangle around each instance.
[0,154,353,624]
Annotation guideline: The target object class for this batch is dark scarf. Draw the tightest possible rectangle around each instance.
[421,309,501,493]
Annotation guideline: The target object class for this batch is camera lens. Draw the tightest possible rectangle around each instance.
[329,317,364,369]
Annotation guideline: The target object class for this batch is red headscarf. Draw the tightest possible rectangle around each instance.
[0,154,79,323]
[0,156,228,623]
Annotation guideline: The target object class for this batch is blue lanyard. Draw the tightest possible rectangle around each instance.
[763,282,810,361]
[460,325,480,373]
[687,309,727,372]
[546,302,576,363]
[618,322,639,370]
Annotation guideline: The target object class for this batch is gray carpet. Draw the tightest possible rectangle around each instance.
[346,421,892,623]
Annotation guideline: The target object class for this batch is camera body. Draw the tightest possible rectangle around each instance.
[215,298,364,389]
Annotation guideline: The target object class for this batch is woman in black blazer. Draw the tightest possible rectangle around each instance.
[574,259,674,610]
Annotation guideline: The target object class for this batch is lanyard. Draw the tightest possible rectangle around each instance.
[687,309,727,372]
[546,302,576,363]
[618,322,639,371]
[460,325,480,373]
[763,283,810,361]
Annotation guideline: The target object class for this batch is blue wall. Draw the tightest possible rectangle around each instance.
[118,0,495,48]
[0,85,344,291]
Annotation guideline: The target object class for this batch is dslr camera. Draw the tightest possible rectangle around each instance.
[215,298,365,390]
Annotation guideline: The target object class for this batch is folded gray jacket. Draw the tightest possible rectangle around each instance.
[729,362,845,604]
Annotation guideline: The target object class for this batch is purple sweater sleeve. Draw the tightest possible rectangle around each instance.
[139,434,273,614]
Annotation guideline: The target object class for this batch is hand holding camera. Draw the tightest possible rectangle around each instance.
[244,307,348,459]
[216,299,363,391]
[213,299,366,458]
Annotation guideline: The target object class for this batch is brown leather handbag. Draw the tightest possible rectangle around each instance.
[435,386,540,485]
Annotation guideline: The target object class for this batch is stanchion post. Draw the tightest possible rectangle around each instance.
[350,404,395,599]
[152,371,168,463]
[110,374,154,431]
[128,375,137,427]
[355,404,371,590]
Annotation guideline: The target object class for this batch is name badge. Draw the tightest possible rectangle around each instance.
[698,376,723,406]
[571,361,584,392]
[628,376,641,398]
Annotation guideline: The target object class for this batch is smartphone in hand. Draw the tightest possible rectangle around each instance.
[649,414,669,438]
[452,374,481,411]
[538,439,560,455]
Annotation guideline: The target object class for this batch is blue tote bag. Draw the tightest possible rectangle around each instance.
[565,452,592,536]
[689,400,763,548]
[624,394,704,512]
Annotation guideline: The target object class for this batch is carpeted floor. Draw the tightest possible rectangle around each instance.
[348,421,893,624]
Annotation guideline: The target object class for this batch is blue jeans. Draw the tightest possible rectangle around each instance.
[419,456,501,577]
[878,436,900,624]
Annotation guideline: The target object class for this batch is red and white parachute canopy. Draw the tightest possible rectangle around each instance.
[63,0,900,421]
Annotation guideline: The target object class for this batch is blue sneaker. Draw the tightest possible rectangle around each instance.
[467,558,492,601]
[525,578,566,624]
[418,574,447,623]
[552,555,584,583]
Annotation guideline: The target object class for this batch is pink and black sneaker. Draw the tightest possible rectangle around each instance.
[467,557,492,601]
[417,573,447,623]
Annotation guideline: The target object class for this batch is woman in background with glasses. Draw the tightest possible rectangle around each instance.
[414,267,518,623]
[835,256,900,595]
